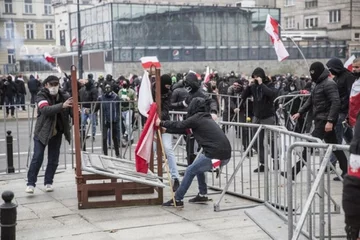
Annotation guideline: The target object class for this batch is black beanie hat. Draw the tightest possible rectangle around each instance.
[251,67,266,80]
[160,74,172,93]
[43,75,59,85]
[309,62,325,81]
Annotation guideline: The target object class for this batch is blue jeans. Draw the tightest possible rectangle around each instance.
[175,154,230,201]
[16,94,25,109]
[27,132,63,187]
[81,108,96,137]
[330,113,353,165]
[154,133,179,179]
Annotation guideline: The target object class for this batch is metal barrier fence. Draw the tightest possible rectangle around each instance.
[207,121,347,239]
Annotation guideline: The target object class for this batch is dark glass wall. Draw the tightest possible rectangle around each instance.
[69,3,346,62]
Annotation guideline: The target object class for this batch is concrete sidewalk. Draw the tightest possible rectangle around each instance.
[0,169,271,240]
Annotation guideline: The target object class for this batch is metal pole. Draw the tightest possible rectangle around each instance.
[6,131,14,174]
[77,0,83,79]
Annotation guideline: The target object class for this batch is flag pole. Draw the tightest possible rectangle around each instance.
[157,129,177,207]
[278,24,310,70]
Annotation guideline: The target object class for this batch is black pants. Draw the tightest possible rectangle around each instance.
[252,116,276,164]
[292,120,348,176]
[102,122,120,156]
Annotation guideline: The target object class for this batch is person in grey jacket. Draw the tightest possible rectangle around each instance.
[26,75,73,194]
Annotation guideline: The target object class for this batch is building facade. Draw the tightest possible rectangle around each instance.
[278,0,360,51]
[0,0,62,74]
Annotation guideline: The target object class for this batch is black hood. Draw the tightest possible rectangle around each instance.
[314,68,330,84]
[326,58,345,75]
[252,67,266,81]
[186,97,209,118]
[184,73,200,93]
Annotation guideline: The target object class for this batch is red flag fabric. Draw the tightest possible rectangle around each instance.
[204,66,211,84]
[349,80,360,127]
[344,55,356,71]
[349,153,360,178]
[140,56,161,69]
[80,39,86,47]
[135,103,158,173]
[70,37,77,46]
[44,52,55,63]
[265,14,289,62]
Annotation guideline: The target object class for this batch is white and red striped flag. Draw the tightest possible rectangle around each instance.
[344,55,356,71]
[265,14,289,62]
[204,66,211,84]
[140,56,161,69]
[135,103,158,174]
[138,71,153,117]
[44,52,55,63]
[349,79,360,127]
[70,36,77,47]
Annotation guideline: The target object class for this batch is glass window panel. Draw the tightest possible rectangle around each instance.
[132,4,145,19]
[193,49,205,61]
[205,49,216,61]
[228,48,238,60]
[183,49,193,61]
[145,5,157,20]
[259,47,270,60]
[133,49,144,61]
[239,48,249,60]
[249,47,259,60]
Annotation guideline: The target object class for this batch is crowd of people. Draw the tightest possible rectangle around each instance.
[2,56,360,239]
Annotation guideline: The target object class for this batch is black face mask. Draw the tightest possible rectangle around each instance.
[353,72,360,78]
[122,84,128,89]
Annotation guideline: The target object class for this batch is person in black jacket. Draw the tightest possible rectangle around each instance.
[2,75,17,118]
[170,80,189,112]
[28,74,41,106]
[171,73,219,166]
[159,97,231,207]
[343,113,360,240]
[288,62,348,181]
[26,75,73,194]
[242,67,277,173]
[326,58,355,168]
[79,73,98,142]
[15,75,26,110]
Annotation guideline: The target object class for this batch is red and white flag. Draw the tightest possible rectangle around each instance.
[140,56,161,69]
[80,39,86,47]
[138,71,154,117]
[344,55,356,71]
[44,52,55,63]
[135,103,158,174]
[189,70,202,80]
[204,66,211,84]
[70,36,77,46]
[349,79,360,127]
[265,14,289,62]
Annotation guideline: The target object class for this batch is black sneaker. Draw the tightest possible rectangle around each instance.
[253,164,265,173]
[162,199,184,208]
[189,194,208,203]
[172,179,180,192]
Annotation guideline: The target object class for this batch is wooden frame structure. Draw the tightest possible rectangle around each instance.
[71,65,164,209]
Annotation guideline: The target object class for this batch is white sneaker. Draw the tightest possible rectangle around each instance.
[25,186,34,194]
[45,184,53,192]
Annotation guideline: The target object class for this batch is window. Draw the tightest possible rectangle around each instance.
[45,24,53,39]
[5,0,13,13]
[5,22,14,39]
[7,49,15,64]
[355,33,360,39]
[25,23,34,39]
[305,0,317,8]
[329,10,341,23]
[285,0,295,6]
[44,0,52,15]
[24,0,33,14]
[305,17,318,28]
[285,16,295,29]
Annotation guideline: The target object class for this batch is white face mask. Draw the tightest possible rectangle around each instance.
[49,86,59,96]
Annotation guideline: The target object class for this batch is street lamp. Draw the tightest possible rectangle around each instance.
[77,0,83,79]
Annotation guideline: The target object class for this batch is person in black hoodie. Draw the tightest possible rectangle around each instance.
[158,97,231,207]
[326,58,355,168]
[79,73,98,142]
[28,74,41,106]
[343,113,360,240]
[288,62,348,181]
[15,75,26,110]
[2,75,17,118]
[170,80,189,112]
[241,67,277,173]
[171,72,219,166]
